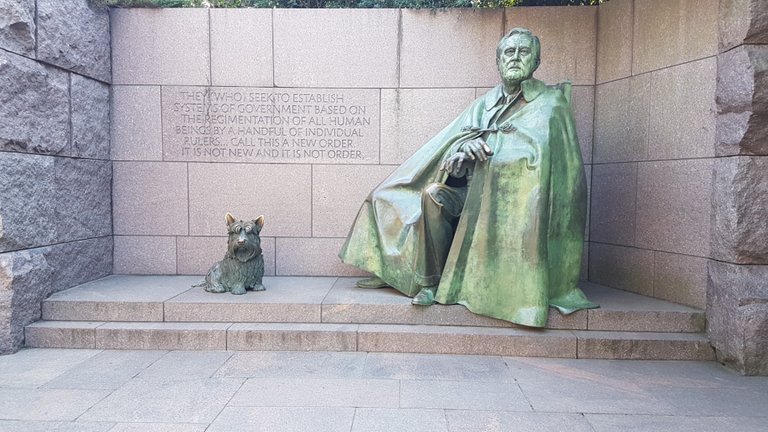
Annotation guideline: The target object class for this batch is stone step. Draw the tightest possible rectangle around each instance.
[24,321,714,361]
[40,276,706,333]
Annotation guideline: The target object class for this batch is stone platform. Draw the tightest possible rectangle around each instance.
[25,276,714,360]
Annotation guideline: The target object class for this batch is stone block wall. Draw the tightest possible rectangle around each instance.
[109,7,597,278]
[590,0,719,310]
[0,0,112,353]
[708,0,768,375]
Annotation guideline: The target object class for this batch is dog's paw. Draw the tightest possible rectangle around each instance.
[252,284,266,292]
[231,286,246,295]
[204,285,226,293]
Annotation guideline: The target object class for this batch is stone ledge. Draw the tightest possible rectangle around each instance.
[228,323,358,351]
[40,276,705,333]
[95,322,230,351]
[574,330,715,361]
[26,320,713,361]
[357,325,578,358]
[25,321,100,349]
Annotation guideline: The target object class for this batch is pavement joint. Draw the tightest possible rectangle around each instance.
[0,347,766,432]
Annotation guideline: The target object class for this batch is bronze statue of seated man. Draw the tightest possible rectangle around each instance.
[340,28,597,327]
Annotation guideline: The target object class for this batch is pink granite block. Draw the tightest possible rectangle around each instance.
[632,0,718,74]
[273,9,398,88]
[211,8,273,86]
[589,243,654,297]
[590,163,637,246]
[400,9,503,88]
[596,0,632,83]
[276,238,367,277]
[593,75,651,163]
[648,58,717,160]
[188,163,311,238]
[114,236,177,275]
[113,162,188,236]
[111,8,210,85]
[653,252,708,310]
[635,159,714,257]
[111,86,162,161]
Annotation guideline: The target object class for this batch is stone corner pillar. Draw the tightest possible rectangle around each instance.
[710,0,768,375]
[0,250,53,354]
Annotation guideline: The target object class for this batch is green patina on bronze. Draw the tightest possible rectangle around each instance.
[339,28,597,327]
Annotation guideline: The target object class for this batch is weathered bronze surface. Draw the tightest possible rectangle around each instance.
[198,212,266,295]
[340,28,597,326]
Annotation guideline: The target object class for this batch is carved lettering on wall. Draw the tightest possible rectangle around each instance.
[162,87,380,164]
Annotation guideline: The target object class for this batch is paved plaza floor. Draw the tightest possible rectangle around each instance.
[0,349,766,431]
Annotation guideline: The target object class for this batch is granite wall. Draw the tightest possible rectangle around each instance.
[592,0,768,375]
[0,0,113,353]
[590,0,718,310]
[708,0,768,375]
[109,7,598,279]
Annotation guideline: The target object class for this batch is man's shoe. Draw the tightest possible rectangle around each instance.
[411,287,436,306]
[355,277,390,289]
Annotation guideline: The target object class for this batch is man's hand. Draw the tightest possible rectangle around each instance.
[462,138,494,162]
[440,152,472,177]
[440,139,493,177]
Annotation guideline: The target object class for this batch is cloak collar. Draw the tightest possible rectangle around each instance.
[484,78,547,111]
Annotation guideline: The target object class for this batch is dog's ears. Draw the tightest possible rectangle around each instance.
[254,215,265,232]
[225,212,236,226]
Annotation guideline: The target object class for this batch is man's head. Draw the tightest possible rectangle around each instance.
[496,28,541,86]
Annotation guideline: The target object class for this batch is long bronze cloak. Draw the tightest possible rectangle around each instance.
[339,78,597,327]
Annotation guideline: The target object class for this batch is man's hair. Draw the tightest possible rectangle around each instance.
[496,28,541,69]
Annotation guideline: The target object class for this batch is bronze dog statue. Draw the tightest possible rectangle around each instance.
[199,212,265,295]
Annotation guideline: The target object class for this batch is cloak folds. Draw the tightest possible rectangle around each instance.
[339,78,597,327]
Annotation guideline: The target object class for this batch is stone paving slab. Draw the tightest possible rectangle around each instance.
[503,356,768,417]
[207,407,355,432]
[107,424,207,432]
[585,414,768,432]
[362,352,514,382]
[133,351,233,383]
[0,388,110,421]
[0,348,101,388]
[0,349,766,431]
[43,350,166,390]
[583,282,705,332]
[352,408,448,432]
[164,277,336,323]
[43,275,199,322]
[213,351,367,379]
[400,379,532,411]
[321,278,424,325]
[445,411,596,432]
[0,421,113,432]
[230,378,400,408]
[78,377,244,424]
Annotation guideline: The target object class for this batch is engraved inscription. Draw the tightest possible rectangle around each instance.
[162,87,380,163]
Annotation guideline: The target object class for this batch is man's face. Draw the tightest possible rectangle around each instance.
[497,34,537,85]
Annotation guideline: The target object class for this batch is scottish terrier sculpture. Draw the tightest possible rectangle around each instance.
[199,212,266,295]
